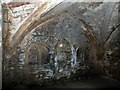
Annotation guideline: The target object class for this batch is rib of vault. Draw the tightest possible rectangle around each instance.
[9,0,66,50]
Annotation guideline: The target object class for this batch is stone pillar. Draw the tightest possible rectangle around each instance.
[0,2,2,90]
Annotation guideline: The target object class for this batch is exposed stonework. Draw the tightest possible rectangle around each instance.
[2,1,120,88]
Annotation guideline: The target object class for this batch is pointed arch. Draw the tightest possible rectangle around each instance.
[55,38,72,70]
[25,44,49,67]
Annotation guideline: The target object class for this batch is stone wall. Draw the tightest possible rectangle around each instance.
[0,3,2,90]
[3,2,120,88]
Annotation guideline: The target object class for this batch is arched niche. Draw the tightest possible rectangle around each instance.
[25,44,41,67]
[77,47,81,61]
[25,44,49,69]
[39,45,50,64]
[55,38,72,69]
[76,46,85,62]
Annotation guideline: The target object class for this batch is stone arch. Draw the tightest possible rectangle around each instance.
[77,47,81,61]
[25,44,41,68]
[76,46,86,62]
[55,38,72,71]
[39,45,50,64]
[25,44,50,68]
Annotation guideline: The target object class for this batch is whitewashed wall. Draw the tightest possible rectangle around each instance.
[9,3,36,38]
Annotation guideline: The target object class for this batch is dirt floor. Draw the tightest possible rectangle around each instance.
[5,75,120,90]
[44,76,120,88]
